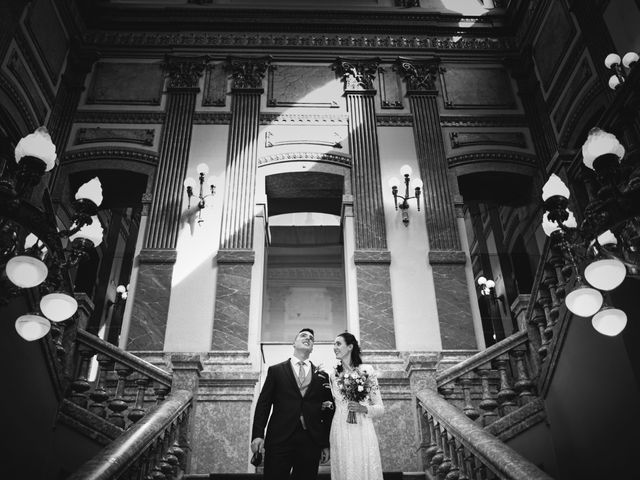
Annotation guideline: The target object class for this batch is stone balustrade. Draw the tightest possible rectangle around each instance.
[68,329,173,430]
[67,389,192,480]
[417,388,553,480]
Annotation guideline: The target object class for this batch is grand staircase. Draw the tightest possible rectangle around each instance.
[185,473,414,479]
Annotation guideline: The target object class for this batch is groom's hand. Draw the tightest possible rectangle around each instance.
[251,437,264,454]
[320,447,330,464]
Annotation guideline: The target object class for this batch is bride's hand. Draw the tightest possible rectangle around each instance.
[347,401,368,414]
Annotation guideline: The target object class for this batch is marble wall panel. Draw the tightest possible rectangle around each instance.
[355,256,395,350]
[127,261,174,350]
[211,263,253,350]
[430,260,477,349]
[26,0,67,82]
[440,66,516,109]
[267,65,342,108]
[202,63,227,107]
[378,67,403,109]
[533,0,575,92]
[73,127,155,146]
[87,62,164,105]
[449,131,527,149]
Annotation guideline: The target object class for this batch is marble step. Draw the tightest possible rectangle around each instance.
[186,472,425,480]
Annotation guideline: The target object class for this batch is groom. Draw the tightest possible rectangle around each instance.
[251,328,334,480]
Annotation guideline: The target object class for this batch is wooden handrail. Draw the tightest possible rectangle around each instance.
[417,388,554,480]
[67,389,192,480]
[76,329,172,387]
[437,330,529,386]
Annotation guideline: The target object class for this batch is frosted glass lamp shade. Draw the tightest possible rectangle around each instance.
[183,177,197,190]
[565,285,603,317]
[15,314,51,341]
[564,210,577,229]
[40,292,78,322]
[6,255,48,288]
[410,178,423,189]
[207,176,217,189]
[608,75,622,90]
[400,164,413,177]
[584,258,626,291]
[582,128,625,170]
[604,53,621,69]
[75,177,103,207]
[592,307,627,336]
[485,279,495,289]
[597,230,617,246]
[70,216,103,247]
[541,213,561,237]
[541,174,570,201]
[622,52,639,68]
[388,177,400,189]
[14,127,57,171]
[196,163,209,175]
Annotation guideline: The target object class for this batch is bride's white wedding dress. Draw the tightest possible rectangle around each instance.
[329,364,384,480]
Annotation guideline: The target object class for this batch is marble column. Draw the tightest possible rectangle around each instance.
[333,58,395,350]
[509,48,557,169]
[211,57,270,351]
[128,56,207,350]
[395,58,476,349]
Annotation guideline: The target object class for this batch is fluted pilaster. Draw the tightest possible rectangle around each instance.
[334,58,395,349]
[396,58,476,349]
[128,56,206,351]
[211,57,269,351]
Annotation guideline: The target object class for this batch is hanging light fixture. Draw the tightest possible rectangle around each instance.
[184,163,216,225]
[604,51,639,90]
[388,164,423,226]
[1,128,105,341]
[540,126,639,335]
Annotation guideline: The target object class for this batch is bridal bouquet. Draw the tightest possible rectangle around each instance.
[336,367,375,424]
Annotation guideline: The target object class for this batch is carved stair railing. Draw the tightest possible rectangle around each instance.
[67,389,192,480]
[417,388,553,480]
[59,329,174,443]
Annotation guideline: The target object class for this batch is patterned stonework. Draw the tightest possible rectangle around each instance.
[394,57,440,92]
[227,56,271,89]
[163,55,209,89]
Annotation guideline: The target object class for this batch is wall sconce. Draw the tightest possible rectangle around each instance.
[477,276,495,296]
[604,51,638,90]
[1,127,104,341]
[183,163,216,225]
[388,165,423,226]
[541,128,639,336]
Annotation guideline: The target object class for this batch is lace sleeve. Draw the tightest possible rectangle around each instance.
[364,365,384,419]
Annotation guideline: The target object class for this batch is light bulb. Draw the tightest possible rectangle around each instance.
[196,163,209,175]
[477,276,487,285]
[410,178,423,190]
[183,177,197,190]
[400,164,413,177]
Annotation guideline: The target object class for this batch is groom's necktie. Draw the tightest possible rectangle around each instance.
[297,361,305,386]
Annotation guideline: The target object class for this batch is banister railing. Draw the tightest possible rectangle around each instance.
[67,330,173,429]
[417,388,553,480]
[67,389,192,480]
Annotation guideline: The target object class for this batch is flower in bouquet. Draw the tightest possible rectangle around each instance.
[335,367,376,424]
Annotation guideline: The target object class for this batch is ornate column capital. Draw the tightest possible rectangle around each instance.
[333,57,380,91]
[393,56,441,93]
[163,55,210,90]
[226,56,271,90]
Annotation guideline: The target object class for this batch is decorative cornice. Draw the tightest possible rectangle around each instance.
[139,248,178,264]
[163,55,209,89]
[217,249,255,264]
[394,56,441,92]
[259,113,349,125]
[83,31,514,52]
[376,115,413,127]
[74,127,155,147]
[439,115,528,127]
[74,110,166,124]
[448,151,537,170]
[62,147,159,166]
[428,250,467,265]
[227,56,271,89]
[333,57,380,91]
[257,151,351,167]
[354,249,392,264]
[192,112,232,124]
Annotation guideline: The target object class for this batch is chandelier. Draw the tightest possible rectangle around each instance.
[0,128,104,341]
[541,127,639,336]
[388,164,423,226]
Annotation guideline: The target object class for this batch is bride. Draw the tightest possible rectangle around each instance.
[329,332,384,480]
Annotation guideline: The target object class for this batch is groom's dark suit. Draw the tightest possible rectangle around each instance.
[252,359,334,480]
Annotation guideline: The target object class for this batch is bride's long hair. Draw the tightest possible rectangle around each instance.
[336,332,362,374]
